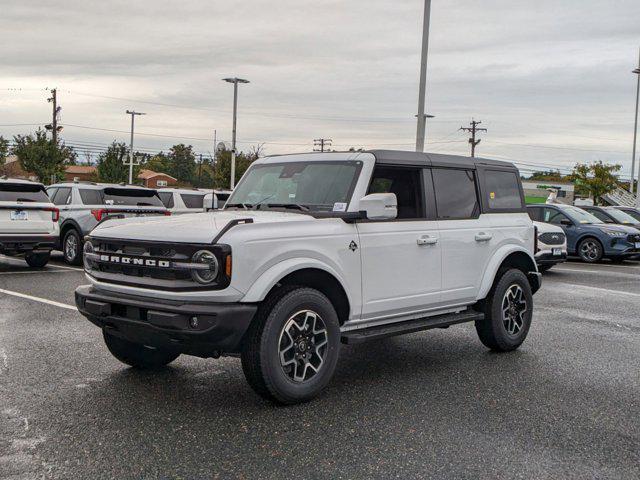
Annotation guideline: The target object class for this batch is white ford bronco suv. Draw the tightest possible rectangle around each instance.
[75,150,540,404]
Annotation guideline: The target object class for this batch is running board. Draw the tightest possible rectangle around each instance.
[340,310,484,345]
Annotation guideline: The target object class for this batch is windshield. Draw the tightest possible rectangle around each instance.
[604,208,638,224]
[563,206,603,224]
[0,183,49,202]
[102,188,164,207]
[226,161,362,212]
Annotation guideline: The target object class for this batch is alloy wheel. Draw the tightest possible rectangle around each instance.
[580,240,600,261]
[278,310,328,382]
[65,234,78,261]
[501,284,527,336]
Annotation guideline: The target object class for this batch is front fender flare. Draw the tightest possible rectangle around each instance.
[240,257,352,304]
[476,245,537,300]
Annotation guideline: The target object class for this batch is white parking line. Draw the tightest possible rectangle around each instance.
[553,267,639,277]
[553,282,640,298]
[0,288,76,310]
[0,269,79,276]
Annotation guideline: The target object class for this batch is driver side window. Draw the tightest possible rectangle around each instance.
[544,208,569,225]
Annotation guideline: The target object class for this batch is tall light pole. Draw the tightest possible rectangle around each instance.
[415,0,432,152]
[125,110,145,184]
[223,77,250,189]
[631,48,640,206]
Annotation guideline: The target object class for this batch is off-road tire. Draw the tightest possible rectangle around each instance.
[241,286,341,405]
[577,237,603,263]
[475,268,533,352]
[63,228,83,265]
[24,251,50,268]
[103,330,179,369]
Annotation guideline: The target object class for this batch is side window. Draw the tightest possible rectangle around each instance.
[52,187,71,206]
[527,207,541,221]
[46,187,58,202]
[367,166,424,219]
[484,170,523,210]
[158,192,174,208]
[544,208,569,225]
[432,168,479,220]
[180,194,204,209]
[79,189,103,205]
[587,209,613,223]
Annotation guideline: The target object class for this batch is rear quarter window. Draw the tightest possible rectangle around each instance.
[483,170,524,211]
[180,193,205,209]
[0,183,50,202]
[158,192,174,208]
[79,189,103,205]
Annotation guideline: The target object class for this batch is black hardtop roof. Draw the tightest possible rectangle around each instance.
[367,150,516,169]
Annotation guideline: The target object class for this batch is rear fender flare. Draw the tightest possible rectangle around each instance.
[477,245,537,300]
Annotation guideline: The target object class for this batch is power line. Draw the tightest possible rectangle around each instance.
[313,138,332,152]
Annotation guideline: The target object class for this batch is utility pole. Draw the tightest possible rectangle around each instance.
[125,110,145,184]
[415,0,432,152]
[223,77,250,190]
[313,138,332,152]
[212,129,217,190]
[460,119,487,157]
[631,47,640,200]
[197,154,203,187]
[46,88,62,143]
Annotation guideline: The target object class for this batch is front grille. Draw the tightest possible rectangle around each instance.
[85,237,231,291]
[538,232,566,245]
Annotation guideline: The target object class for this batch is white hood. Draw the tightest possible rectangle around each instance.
[90,209,313,243]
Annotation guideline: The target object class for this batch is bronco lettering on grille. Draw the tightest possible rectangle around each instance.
[99,254,170,268]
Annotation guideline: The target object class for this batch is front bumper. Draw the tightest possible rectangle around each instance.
[75,285,257,356]
[0,235,58,254]
[535,251,568,266]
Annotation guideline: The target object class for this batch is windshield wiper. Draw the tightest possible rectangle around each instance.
[226,203,251,210]
[265,203,310,212]
[16,198,36,202]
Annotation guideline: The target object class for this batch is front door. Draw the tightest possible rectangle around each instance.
[357,165,441,325]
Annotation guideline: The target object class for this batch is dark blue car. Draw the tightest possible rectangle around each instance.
[527,204,640,263]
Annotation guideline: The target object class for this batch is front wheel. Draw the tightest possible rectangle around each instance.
[63,229,83,265]
[25,251,50,268]
[241,286,341,404]
[103,330,179,369]
[577,237,603,263]
[475,268,533,352]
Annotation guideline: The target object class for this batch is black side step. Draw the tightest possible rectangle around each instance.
[340,310,483,345]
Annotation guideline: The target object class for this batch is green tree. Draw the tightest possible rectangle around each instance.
[166,144,196,184]
[97,142,130,183]
[212,146,259,189]
[12,129,75,184]
[570,161,621,205]
[0,136,9,169]
[143,152,170,174]
[527,170,564,182]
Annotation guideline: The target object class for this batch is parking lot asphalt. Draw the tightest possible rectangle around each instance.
[1,255,639,480]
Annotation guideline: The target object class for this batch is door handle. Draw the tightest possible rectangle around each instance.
[475,232,493,242]
[417,235,438,246]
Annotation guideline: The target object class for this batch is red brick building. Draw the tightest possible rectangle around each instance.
[137,169,178,188]
[64,165,97,182]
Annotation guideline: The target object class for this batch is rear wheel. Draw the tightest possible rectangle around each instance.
[577,237,603,263]
[62,229,83,265]
[24,251,50,268]
[103,330,179,369]
[475,268,533,352]
[241,286,341,404]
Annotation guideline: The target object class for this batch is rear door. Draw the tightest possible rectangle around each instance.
[434,167,494,304]
[357,165,442,324]
[0,183,55,234]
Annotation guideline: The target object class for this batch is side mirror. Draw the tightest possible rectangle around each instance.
[359,193,397,220]
[560,218,572,226]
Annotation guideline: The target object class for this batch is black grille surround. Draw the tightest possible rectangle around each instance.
[84,237,231,291]
[627,233,640,244]
[538,232,566,245]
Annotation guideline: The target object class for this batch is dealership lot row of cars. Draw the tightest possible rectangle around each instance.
[1,176,639,271]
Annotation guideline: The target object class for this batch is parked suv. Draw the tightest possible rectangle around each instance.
[0,178,59,267]
[47,182,169,265]
[75,151,541,404]
[581,205,640,229]
[157,188,209,214]
[527,203,640,263]
[533,221,567,272]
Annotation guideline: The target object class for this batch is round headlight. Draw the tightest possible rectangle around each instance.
[191,250,219,284]
[83,240,95,270]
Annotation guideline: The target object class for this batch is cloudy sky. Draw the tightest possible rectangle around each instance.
[1,0,639,178]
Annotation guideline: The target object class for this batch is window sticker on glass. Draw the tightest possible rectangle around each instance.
[490,192,496,199]
[288,193,296,198]
[105,199,114,205]
[332,202,347,212]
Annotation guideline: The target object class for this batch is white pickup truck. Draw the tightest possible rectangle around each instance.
[75,150,540,404]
